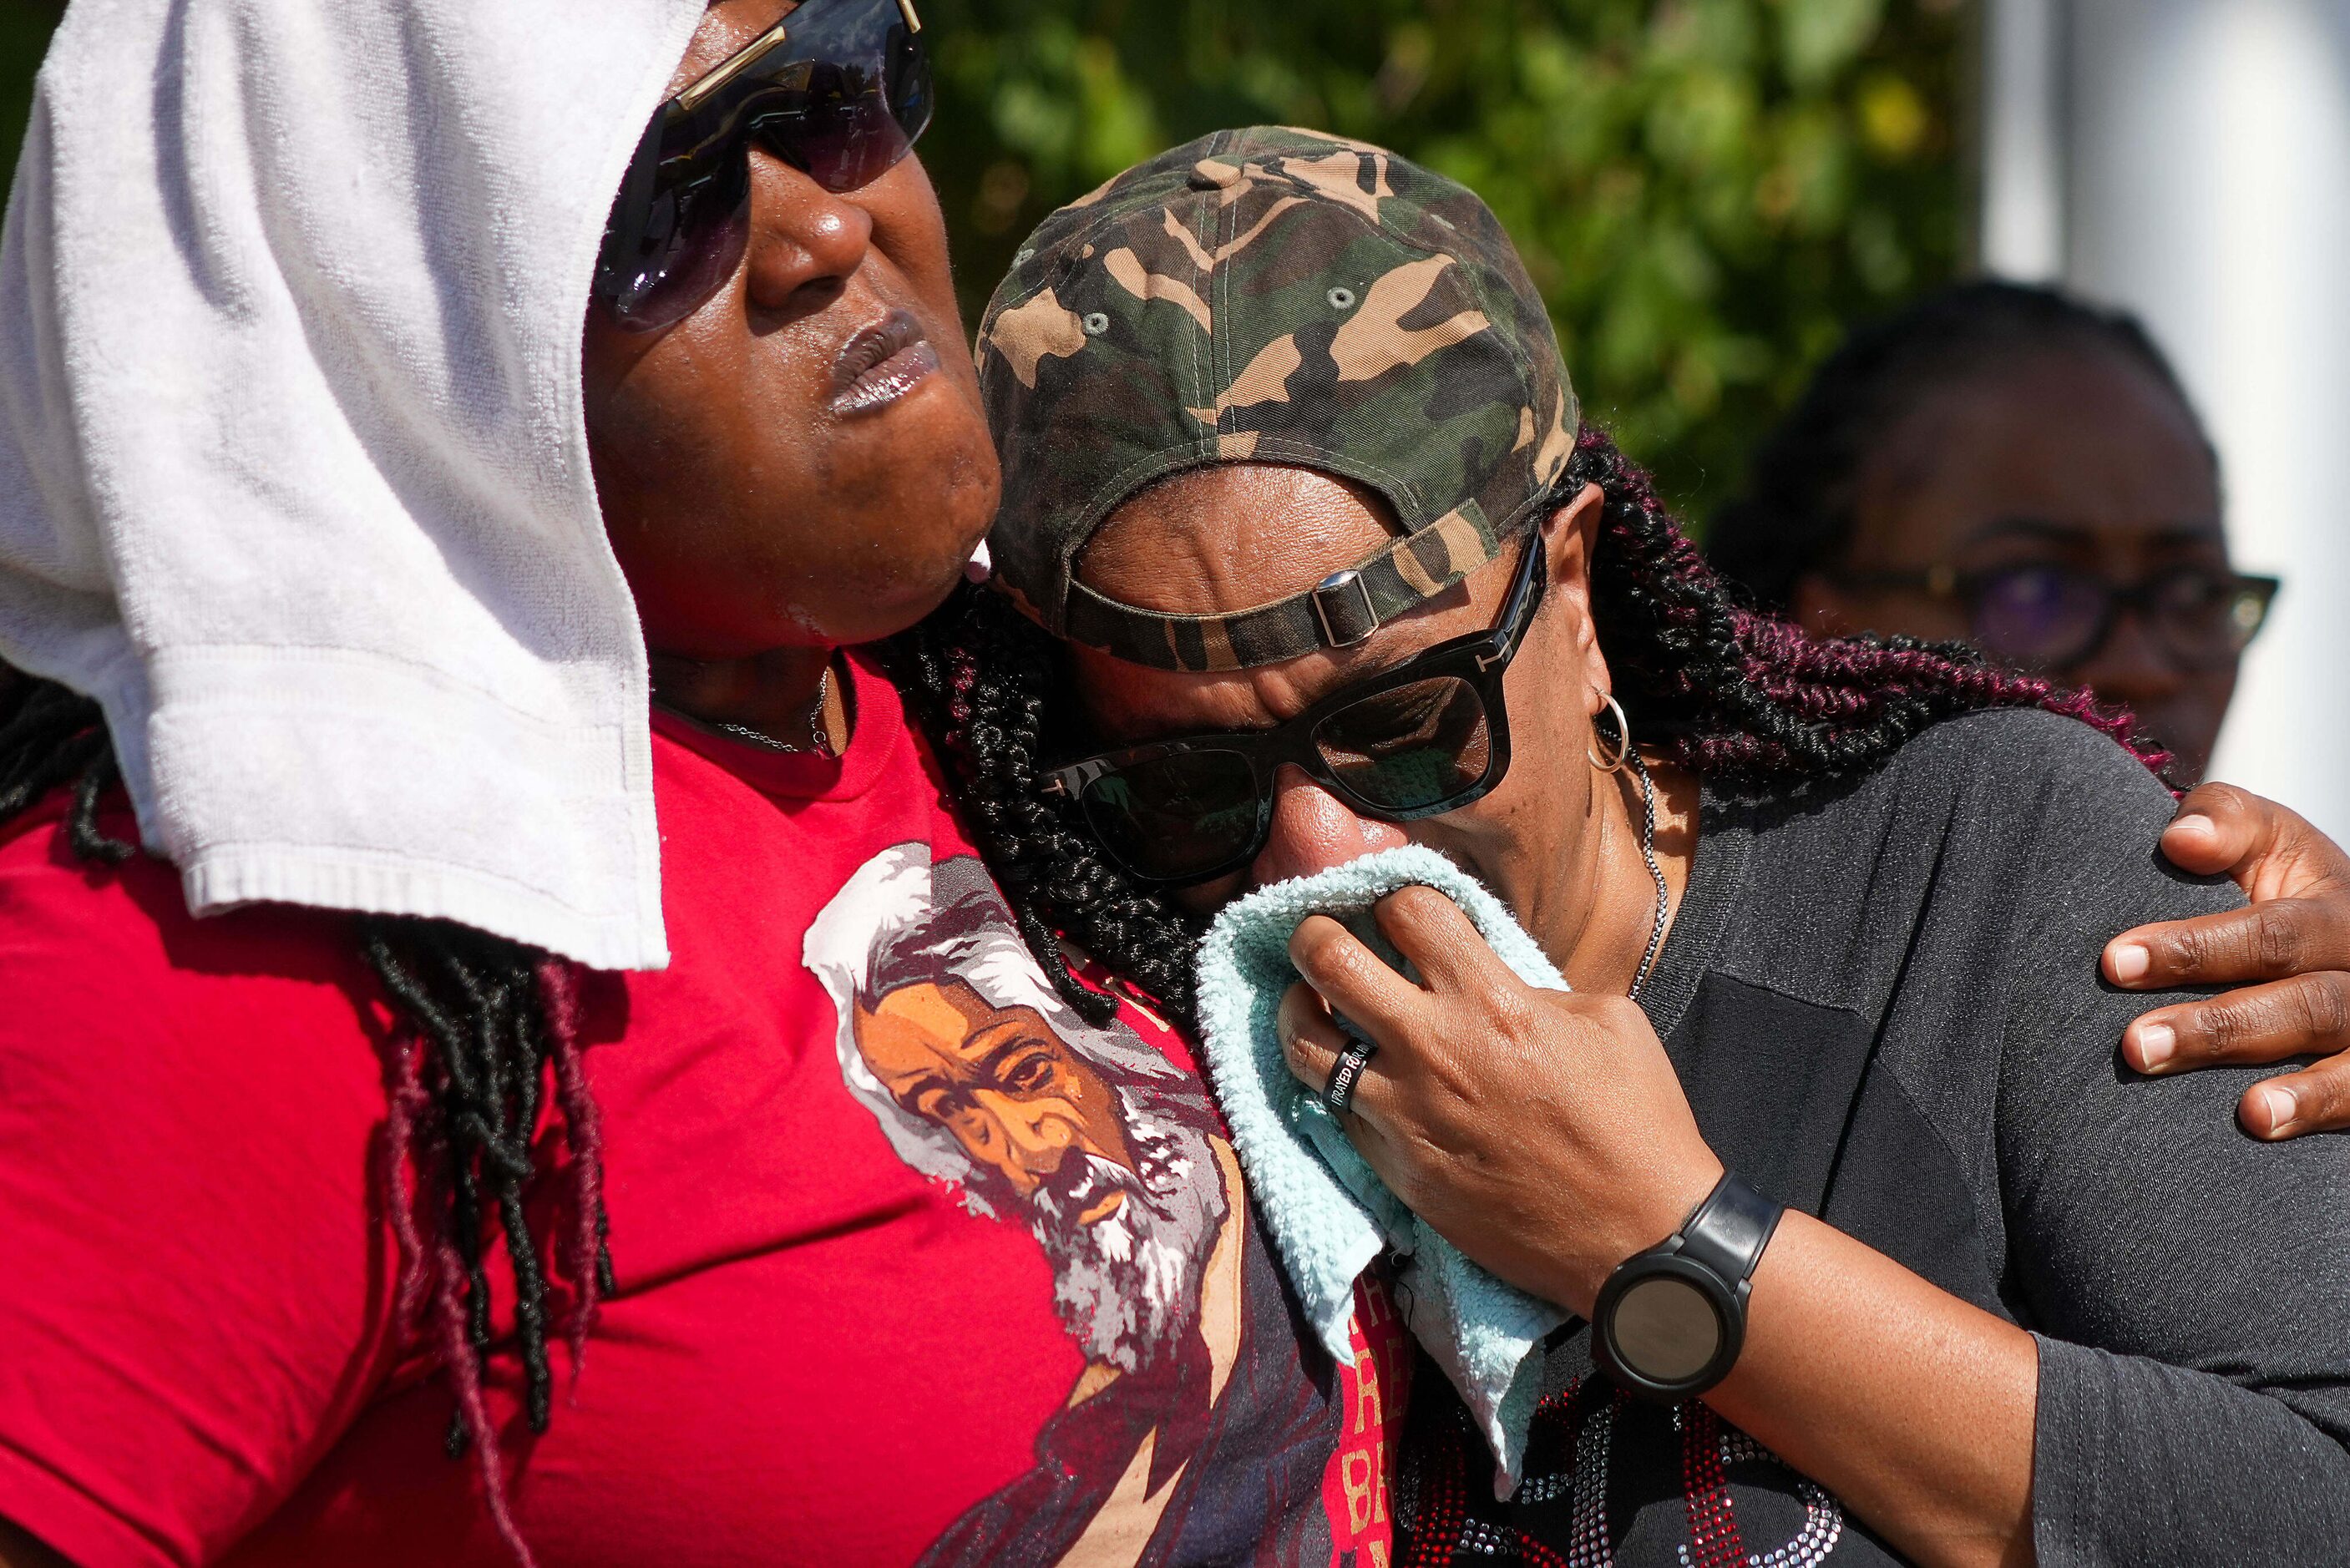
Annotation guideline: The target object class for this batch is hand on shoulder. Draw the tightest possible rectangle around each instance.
[2108,783,2350,1137]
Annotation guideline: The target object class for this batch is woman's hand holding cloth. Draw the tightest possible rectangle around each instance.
[1270,712,2350,1566]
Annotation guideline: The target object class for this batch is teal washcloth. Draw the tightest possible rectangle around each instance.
[1194,845,1568,1492]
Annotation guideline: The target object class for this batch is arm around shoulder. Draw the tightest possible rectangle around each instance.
[1988,717,2350,1560]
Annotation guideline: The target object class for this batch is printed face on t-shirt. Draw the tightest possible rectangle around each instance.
[813,847,1230,1377]
[803,839,1404,1568]
[853,979,1142,1204]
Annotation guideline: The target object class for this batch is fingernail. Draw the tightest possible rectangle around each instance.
[2173,812,2216,841]
[2256,1084,2297,1136]
[2111,943,2150,984]
[2136,1023,2175,1069]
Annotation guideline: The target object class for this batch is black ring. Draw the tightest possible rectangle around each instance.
[1323,1037,1378,1115]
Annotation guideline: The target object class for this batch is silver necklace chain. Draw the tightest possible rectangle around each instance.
[1624,748,1670,1004]
[661,663,834,755]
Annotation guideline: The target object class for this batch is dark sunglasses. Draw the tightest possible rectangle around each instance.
[1042,538,1549,888]
[1836,560,2279,672]
[593,0,934,331]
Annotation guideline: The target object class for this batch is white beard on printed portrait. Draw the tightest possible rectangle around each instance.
[1021,1081,1228,1373]
[804,842,1235,1376]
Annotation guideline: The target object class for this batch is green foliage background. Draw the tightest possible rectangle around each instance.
[0,0,1971,524]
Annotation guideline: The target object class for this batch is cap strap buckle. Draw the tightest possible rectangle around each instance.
[1058,498,1502,671]
[1311,569,1380,648]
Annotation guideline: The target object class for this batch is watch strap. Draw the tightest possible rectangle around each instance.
[1674,1172,1783,1292]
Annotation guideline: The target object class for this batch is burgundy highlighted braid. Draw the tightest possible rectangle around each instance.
[895,426,2165,1031]
[0,670,610,1568]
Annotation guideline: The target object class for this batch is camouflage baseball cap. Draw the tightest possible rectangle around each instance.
[975,125,1578,673]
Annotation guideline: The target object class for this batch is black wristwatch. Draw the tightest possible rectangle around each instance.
[1591,1172,1784,1403]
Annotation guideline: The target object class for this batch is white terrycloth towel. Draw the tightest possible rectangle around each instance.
[1196,845,1571,1492]
[0,0,708,969]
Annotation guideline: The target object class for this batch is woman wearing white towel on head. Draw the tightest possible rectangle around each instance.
[0,6,1430,1567]
[906,127,2350,1566]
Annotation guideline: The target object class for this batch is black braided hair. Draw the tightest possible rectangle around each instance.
[0,670,610,1568]
[891,598,1202,1029]
[1707,279,2218,612]
[0,677,136,863]
[893,426,2163,1030]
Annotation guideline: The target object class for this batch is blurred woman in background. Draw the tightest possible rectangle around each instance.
[1708,281,2273,782]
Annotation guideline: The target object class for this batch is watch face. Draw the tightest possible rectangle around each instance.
[1610,1274,1725,1383]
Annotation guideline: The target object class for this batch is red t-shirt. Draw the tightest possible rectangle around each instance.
[0,655,1407,1567]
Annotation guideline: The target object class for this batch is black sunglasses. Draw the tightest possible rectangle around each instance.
[1042,538,1549,888]
[1836,560,2279,672]
[594,0,934,331]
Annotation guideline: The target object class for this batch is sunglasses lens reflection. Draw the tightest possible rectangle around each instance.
[1314,676,1493,812]
[1081,751,1261,884]
[609,159,753,330]
[750,62,909,190]
[746,6,932,190]
[1077,677,1499,885]
[601,0,931,331]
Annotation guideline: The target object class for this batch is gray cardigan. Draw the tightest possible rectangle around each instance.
[1406,709,2350,1566]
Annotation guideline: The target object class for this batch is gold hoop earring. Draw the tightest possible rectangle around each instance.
[1588,693,1633,773]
